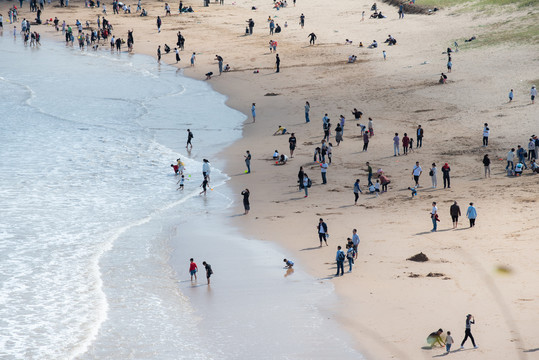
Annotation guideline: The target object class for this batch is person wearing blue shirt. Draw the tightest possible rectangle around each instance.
[352,229,360,260]
[283,259,294,268]
[335,246,345,276]
[353,179,362,205]
[466,203,477,227]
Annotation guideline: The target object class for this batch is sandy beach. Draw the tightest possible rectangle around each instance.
[4,0,539,358]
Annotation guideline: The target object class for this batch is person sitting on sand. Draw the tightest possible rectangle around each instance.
[273,150,280,160]
[359,42,364,47]
[345,39,353,45]
[140,8,147,16]
[370,11,379,18]
[427,329,445,348]
[348,55,357,63]
[377,11,386,18]
[530,159,539,173]
[439,73,447,84]
[273,126,288,135]
[514,162,524,176]
[368,40,378,48]
[278,154,288,164]
[223,64,230,72]
[283,259,294,268]
[371,2,377,11]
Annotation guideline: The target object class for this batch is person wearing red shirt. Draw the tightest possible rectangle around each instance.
[189,258,198,281]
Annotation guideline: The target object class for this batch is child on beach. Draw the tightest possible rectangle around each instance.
[189,258,198,281]
[177,175,185,190]
[283,259,294,268]
[199,176,208,195]
[445,331,454,353]
[509,89,513,102]
[408,186,417,198]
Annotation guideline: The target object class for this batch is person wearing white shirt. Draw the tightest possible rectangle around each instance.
[430,163,437,188]
[320,160,328,184]
[530,85,537,104]
[482,123,489,147]
[412,161,422,187]
[528,138,535,160]
[431,202,438,232]
[505,148,515,171]
[202,159,211,181]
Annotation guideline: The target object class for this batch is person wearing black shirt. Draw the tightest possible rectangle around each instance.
[241,189,250,215]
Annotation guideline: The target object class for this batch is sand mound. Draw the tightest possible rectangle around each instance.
[407,252,429,262]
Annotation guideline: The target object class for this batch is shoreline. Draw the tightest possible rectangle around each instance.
[4,0,539,358]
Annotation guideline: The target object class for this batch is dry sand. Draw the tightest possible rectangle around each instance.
[5,0,539,358]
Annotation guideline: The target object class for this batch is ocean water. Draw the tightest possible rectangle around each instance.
[0,34,363,359]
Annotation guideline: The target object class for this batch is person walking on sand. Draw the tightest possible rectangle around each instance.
[308,32,317,45]
[430,163,437,188]
[317,218,328,247]
[335,246,345,276]
[300,13,305,28]
[506,148,516,171]
[413,161,422,187]
[416,125,424,148]
[289,133,297,157]
[298,166,304,191]
[157,45,161,63]
[320,159,328,184]
[251,103,256,122]
[442,163,451,188]
[482,123,489,147]
[450,201,461,229]
[402,133,409,155]
[303,173,310,197]
[244,150,251,173]
[190,52,196,66]
[530,85,537,104]
[352,229,360,259]
[366,162,373,186]
[466,203,477,227]
[445,331,454,354]
[368,117,374,137]
[275,53,280,73]
[346,244,355,272]
[362,131,369,151]
[202,261,213,284]
[353,179,362,205]
[508,89,514,102]
[460,314,478,349]
[430,201,438,232]
[382,50,387,60]
[393,133,400,156]
[305,101,310,123]
[241,188,250,215]
[483,154,491,178]
[157,16,162,33]
[189,258,198,281]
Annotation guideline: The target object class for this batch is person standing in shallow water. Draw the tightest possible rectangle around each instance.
[202,261,213,284]
[251,103,256,122]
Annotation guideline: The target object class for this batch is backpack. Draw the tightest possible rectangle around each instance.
[307,178,312,188]
[338,251,345,262]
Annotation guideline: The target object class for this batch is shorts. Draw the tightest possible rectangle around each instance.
[190,269,197,276]
[451,215,458,222]
[353,244,358,252]
[289,145,296,151]
[532,95,536,101]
